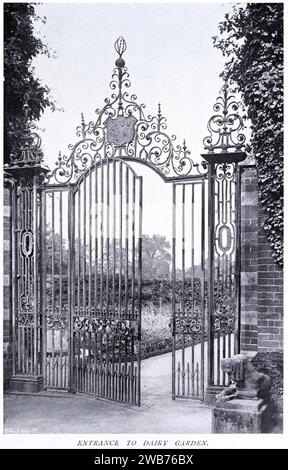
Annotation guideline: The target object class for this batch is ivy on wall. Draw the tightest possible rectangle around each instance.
[213,3,283,267]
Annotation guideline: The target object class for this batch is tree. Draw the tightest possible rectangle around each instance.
[4,3,56,163]
[46,225,69,275]
[213,3,283,267]
[142,234,171,279]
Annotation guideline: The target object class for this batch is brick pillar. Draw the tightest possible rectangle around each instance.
[3,184,13,389]
[240,165,259,353]
[240,163,283,354]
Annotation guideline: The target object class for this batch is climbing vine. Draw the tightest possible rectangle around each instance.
[213,3,283,267]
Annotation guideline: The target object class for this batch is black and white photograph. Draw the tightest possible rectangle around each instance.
[1,0,285,446]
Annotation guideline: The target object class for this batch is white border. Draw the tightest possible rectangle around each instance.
[0,0,286,450]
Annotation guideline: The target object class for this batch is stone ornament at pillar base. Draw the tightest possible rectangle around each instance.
[9,374,44,393]
[212,354,272,433]
[212,398,271,433]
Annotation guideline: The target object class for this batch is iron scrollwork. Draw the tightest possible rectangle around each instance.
[174,317,202,336]
[47,37,207,184]
[203,81,246,154]
[46,305,69,330]
[18,313,35,327]
[17,183,35,317]
[73,317,137,338]
[213,291,235,334]
[172,303,203,338]
[216,161,235,181]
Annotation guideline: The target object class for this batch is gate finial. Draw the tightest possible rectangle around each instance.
[81,113,86,139]
[5,99,48,171]
[114,36,127,68]
[202,79,247,164]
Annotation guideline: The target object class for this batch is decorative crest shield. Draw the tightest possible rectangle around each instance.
[105,115,137,146]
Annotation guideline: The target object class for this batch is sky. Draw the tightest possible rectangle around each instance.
[32,1,231,264]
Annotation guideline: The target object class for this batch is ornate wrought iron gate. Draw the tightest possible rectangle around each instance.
[6,36,246,405]
[42,159,142,404]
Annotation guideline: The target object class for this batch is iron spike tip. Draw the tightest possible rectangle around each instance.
[114,36,127,57]
[81,112,85,126]
[158,102,162,116]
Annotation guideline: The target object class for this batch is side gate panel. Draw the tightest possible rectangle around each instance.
[42,187,71,390]
[172,180,206,401]
[207,162,240,389]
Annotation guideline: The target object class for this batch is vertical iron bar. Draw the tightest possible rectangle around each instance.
[216,181,220,301]
[51,191,55,322]
[124,337,128,401]
[41,190,47,386]
[217,333,220,385]
[112,335,115,400]
[83,177,86,313]
[59,192,63,387]
[191,338,195,396]
[118,334,121,400]
[235,164,241,354]
[11,182,17,375]
[201,180,205,400]
[137,176,143,407]
[132,176,136,318]
[77,330,80,391]
[181,184,185,396]
[77,188,81,312]
[191,184,195,313]
[113,160,116,315]
[130,336,134,403]
[95,333,98,395]
[106,334,110,398]
[59,192,63,318]
[106,157,110,316]
[125,167,129,316]
[89,168,92,315]
[51,329,55,387]
[95,164,98,310]
[33,180,38,375]
[207,164,215,387]
[99,332,103,396]
[222,332,226,385]
[181,184,185,316]
[87,333,91,394]
[119,163,123,317]
[172,183,176,400]
[100,158,104,315]
[181,335,185,396]
[68,187,75,392]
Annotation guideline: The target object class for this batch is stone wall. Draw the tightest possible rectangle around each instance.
[240,164,283,353]
[3,185,13,389]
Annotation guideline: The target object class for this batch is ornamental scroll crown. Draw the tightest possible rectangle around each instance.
[203,81,246,155]
[48,37,206,184]
[7,102,45,167]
